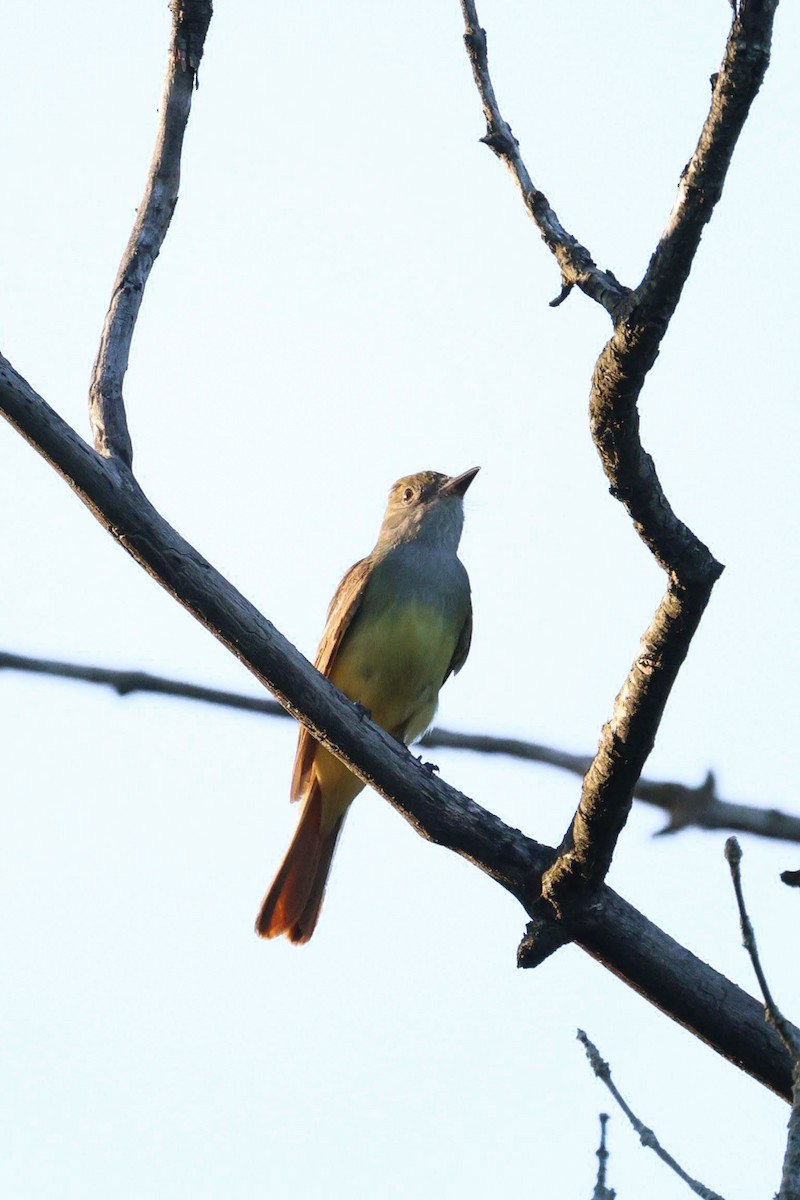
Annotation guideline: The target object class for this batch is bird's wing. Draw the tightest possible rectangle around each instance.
[289,556,372,802]
[444,605,472,683]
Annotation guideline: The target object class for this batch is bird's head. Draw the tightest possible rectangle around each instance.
[376,467,480,552]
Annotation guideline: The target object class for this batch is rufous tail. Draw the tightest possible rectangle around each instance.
[255,783,346,944]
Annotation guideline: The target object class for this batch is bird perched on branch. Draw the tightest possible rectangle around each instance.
[256,467,479,943]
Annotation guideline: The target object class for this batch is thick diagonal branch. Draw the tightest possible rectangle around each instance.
[2,357,532,898]
[0,356,796,1102]
[88,0,212,465]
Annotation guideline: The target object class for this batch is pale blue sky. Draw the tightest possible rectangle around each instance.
[1,2,798,1197]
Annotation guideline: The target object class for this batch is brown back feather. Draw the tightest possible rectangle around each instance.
[445,607,472,682]
[290,557,373,802]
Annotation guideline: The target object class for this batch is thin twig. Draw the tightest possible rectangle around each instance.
[578,1031,726,1200]
[0,651,286,717]
[88,0,213,465]
[725,839,800,1061]
[724,838,800,1200]
[2,649,798,845]
[459,0,630,318]
[591,1113,615,1200]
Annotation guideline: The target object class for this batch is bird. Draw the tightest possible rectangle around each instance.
[255,467,479,943]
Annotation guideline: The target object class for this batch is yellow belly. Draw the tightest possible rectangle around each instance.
[312,598,459,811]
[332,599,456,735]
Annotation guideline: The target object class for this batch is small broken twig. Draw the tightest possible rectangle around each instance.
[591,1113,615,1200]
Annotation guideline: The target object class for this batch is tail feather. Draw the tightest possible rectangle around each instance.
[256,784,346,944]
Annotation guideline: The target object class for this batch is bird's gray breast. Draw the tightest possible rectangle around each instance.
[364,541,471,620]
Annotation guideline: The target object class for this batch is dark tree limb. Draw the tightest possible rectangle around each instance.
[0,357,537,899]
[543,581,718,910]
[3,649,798,845]
[636,2,779,335]
[556,0,776,902]
[88,0,212,466]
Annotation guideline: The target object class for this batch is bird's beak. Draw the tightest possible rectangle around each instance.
[442,466,480,497]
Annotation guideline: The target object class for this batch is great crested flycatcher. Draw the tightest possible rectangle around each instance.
[256,467,479,943]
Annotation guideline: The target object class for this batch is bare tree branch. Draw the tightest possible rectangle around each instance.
[725,838,800,1199]
[590,1,778,580]
[725,839,800,1061]
[548,0,778,902]
[637,2,778,329]
[544,584,718,911]
[88,0,212,465]
[459,0,630,317]
[0,357,541,896]
[0,650,287,717]
[3,649,799,845]
[591,1113,615,1200]
[578,1030,726,1200]
[458,0,776,932]
[779,1081,800,1198]
[0,1,793,1104]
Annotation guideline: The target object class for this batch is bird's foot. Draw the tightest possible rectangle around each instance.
[352,701,372,721]
[416,756,440,775]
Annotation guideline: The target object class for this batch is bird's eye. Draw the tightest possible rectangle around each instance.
[401,486,415,505]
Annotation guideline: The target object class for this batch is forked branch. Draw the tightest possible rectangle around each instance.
[553,0,775,900]
[458,0,777,925]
